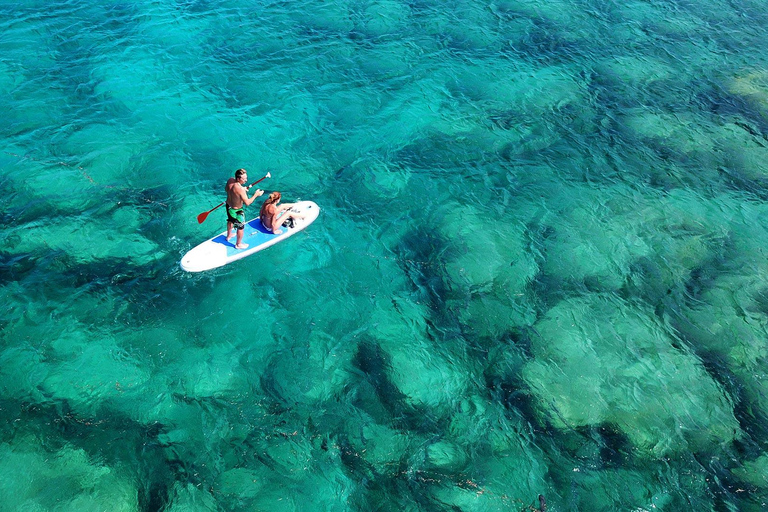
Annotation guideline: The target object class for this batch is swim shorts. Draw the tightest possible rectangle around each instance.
[226,203,245,230]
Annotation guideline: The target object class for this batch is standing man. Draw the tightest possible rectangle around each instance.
[225,168,264,249]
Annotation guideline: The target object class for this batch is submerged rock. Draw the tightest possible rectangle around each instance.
[540,185,727,303]
[39,330,151,416]
[731,453,768,489]
[678,274,768,352]
[540,187,652,291]
[165,482,219,512]
[215,467,265,499]
[597,55,676,90]
[427,482,516,512]
[424,440,469,472]
[727,69,768,119]
[172,345,248,400]
[10,214,165,267]
[626,188,726,300]
[0,344,48,403]
[424,446,549,512]
[261,329,356,408]
[334,412,416,477]
[522,294,741,456]
[289,0,354,34]
[366,297,473,419]
[710,121,768,182]
[676,273,768,429]
[617,109,724,179]
[0,434,138,511]
[567,467,677,511]
[438,203,539,338]
[354,0,411,38]
[448,62,591,127]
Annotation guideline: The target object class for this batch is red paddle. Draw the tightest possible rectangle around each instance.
[196,172,271,224]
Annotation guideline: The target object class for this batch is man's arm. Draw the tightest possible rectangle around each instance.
[242,187,264,206]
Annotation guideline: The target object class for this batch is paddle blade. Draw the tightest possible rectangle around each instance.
[197,211,209,224]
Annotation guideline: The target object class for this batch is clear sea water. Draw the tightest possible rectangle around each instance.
[2,0,768,510]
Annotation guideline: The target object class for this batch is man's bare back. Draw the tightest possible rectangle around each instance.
[226,178,247,208]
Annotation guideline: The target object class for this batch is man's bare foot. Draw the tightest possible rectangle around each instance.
[272,229,283,235]
[226,233,234,240]
[235,243,249,249]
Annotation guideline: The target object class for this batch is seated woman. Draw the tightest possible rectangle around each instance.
[259,191,305,234]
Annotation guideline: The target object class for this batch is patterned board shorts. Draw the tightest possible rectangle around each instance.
[226,205,245,230]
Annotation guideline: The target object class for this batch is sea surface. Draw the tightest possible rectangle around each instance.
[2,0,768,510]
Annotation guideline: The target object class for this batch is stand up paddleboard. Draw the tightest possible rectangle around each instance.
[180,201,319,272]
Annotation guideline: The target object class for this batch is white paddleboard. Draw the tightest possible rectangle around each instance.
[180,200,320,272]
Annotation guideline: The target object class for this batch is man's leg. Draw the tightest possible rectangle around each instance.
[235,227,249,249]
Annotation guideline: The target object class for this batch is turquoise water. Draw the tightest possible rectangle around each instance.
[3,0,768,509]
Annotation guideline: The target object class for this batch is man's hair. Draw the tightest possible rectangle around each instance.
[235,168,247,179]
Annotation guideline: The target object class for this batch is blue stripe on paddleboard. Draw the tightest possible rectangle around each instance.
[212,218,282,258]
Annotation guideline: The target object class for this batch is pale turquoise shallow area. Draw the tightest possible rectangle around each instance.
[3,0,768,510]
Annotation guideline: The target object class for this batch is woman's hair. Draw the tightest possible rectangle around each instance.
[260,191,281,219]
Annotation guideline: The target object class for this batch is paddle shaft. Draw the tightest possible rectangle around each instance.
[197,172,270,224]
